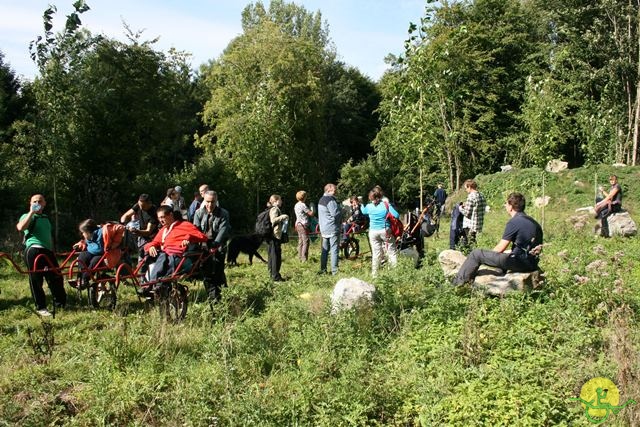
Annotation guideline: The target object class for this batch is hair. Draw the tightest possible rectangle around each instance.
[369,187,383,205]
[78,219,99,234]
[138,193,150,203]
[157,205,175,217]
[268,194,281,207]
[166,188,177,198]
[204,190,217,199]
[507,192,526,212]
[296,190,307,202]
[464,179,478,190]
[324,183,336,193]
[349,195,359,203]
[609,175,618,181]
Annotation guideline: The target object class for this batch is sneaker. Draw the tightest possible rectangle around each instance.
[36,309,52,317]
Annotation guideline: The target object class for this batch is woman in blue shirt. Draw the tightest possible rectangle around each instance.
[361,186,400,276]
[72,219,104,289]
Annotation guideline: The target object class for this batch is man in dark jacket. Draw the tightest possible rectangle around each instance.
[194,190,231,300]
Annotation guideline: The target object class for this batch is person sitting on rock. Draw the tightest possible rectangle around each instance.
[452,192,542,286]
[595,174,622,237]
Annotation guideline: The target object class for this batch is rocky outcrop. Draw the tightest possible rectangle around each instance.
[330,277,376,313]
[597,212,638,237]
[438,249,543,296]
[545,159,568,173]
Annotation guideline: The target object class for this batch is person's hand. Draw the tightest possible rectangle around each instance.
[72,243,81,250]
[129,228,139,235]
[148,246,158,257]
[181,239,190,247]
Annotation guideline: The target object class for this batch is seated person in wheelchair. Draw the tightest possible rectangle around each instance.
[71,219,104,289]
[143,205,208,284]
[341,196,367,244]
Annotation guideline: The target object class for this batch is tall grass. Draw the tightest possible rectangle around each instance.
[1,166,639,425]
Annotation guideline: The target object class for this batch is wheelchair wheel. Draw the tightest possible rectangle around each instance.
[343,238,360,260]
[88,281,117,310]
[157,282,188,322]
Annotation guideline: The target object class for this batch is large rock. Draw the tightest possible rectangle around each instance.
[438,250,542,296]
[603,212,638,237]
[438,249,467,278]
[473,270,542,296]
[534,196,550,208]
[500,165,514,172]
[545,159,568,173]
[330,277,376,313]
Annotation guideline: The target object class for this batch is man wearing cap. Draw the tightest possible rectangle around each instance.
[174,185,188,220]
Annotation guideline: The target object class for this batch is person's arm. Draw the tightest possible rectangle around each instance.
[144,230,163,254]
[16,211,36,231]
[388,203,400,219]
[493,239,510,253]
[603,185,620,202]
[120,208,135,224]
[193,209,204,231]
[328,199,341,223]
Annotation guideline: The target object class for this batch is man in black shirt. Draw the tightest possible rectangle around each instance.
[120,194,159,263]
[453,192,542,286]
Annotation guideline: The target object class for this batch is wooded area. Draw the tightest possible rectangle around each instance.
[1,0,640,241]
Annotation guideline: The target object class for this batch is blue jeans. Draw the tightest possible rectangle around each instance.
[320,234,340,274]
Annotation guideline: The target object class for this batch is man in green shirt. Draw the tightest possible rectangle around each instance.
[16,194,66,316]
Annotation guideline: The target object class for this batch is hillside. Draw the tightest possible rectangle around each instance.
[1,165,639,426]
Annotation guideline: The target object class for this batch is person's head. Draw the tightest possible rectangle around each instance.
[369,187,383,204]
[166,187,178,200]
[202,190,218,211]
[324,183,336,195]
[137,193,152,211]
[349,196,360,208]
[437,183,443,189]
[78,219,99,240]
[193,191,201,201]
[268,194,282,208]
[506,192,526,213]
[174,185,182,195]
[464,179,478,192]
[609,175,618,185]
[199,184,209,196]
[157,205,177,227]
[29,194,46,209]
[296,190,307,202]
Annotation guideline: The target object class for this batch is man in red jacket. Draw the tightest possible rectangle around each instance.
[143,205,208,282]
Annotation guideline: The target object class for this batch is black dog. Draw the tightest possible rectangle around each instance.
[226,234,267,265]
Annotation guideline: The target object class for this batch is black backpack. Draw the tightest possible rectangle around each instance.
[255,208,273,238]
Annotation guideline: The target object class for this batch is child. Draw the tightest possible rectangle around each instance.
[71,219,104,289]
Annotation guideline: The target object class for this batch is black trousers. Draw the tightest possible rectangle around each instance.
[203,250,227,300]
[77,251,102,284]
[24,246,66,310]
[453,249,538,286]
[266,237,282,280]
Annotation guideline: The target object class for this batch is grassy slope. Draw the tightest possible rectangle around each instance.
[1,165,639,426]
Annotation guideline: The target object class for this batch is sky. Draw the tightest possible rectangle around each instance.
[0,0,426,82]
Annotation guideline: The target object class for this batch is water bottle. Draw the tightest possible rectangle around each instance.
[32,203,42,212]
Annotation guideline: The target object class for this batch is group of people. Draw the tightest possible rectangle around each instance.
[17,175,622,316]
[17,184,230,316]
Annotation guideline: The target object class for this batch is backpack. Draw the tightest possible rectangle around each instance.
[102,222,126,267]
[383,201,404,238]
[255,208,273,238]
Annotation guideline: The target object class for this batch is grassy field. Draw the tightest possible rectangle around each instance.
[1,166,639,426]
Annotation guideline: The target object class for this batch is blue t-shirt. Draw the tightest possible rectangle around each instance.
[361,201,399,230]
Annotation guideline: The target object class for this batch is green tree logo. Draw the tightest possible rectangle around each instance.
[571,377,636,424]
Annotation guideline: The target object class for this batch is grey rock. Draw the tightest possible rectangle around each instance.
[545,159,568,173]
[500,165,513,172]
[438,249,467,278]
[330,277,376,313]
[604,212,637,237]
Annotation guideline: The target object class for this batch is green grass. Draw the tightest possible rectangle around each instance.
[1,165,639,426]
